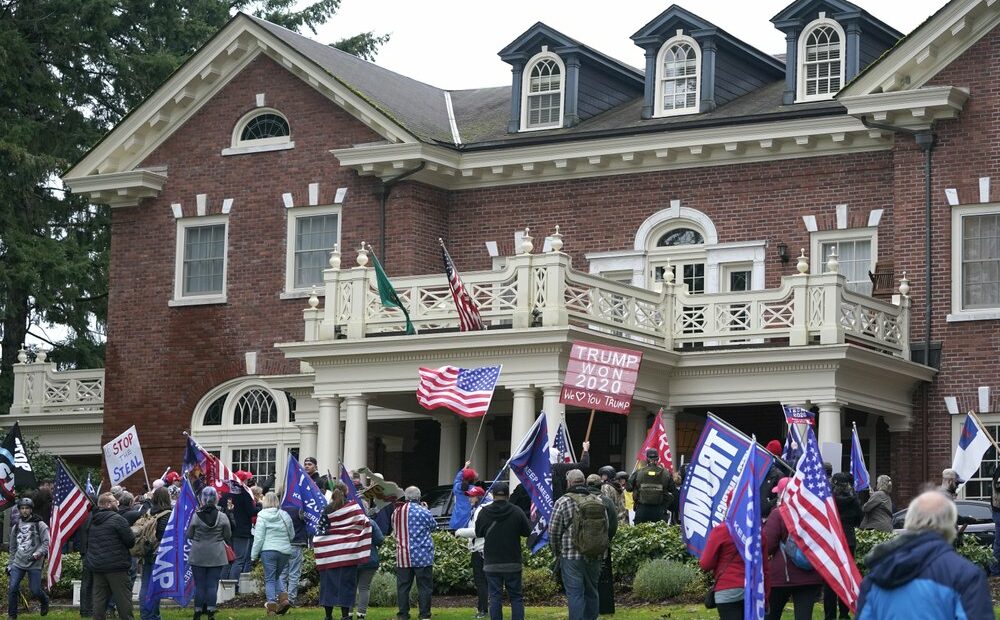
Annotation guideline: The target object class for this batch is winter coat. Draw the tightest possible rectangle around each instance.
[362,520,385,570]
[143,506,172,563]
[552,452,590,502]
[475,500,531,573]
[8,515,49,570]
[600,481,628,524]
[857,531,993,620]
[762,506,825,587]
[250,507,295,561]
[224,489,258,538]
[455,503,487,553]
[448,469,474,531]
[187,507,232,568]
[84,509,136,573]
[699,523,747,593]
[832,487,863,550]
[860,490,894,532]
[283,507,310,546]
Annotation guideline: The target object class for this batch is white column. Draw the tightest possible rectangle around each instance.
[817,402,843,446]
[342,394,369,471]
[296,422,318,463]
[626,405,649,468]
[662,407,679,466]
[541,385,565,448]
[316,396,341,473]
[437,415,462,485]
[465,419,487,479]
[509,387,537,487]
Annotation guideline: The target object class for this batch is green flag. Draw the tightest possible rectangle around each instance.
[369,248,416,335]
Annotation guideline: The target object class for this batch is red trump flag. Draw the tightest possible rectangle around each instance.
[637,408,674,473]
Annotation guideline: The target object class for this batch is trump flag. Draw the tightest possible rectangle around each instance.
[145,480,195,610]
[280,454,328,535]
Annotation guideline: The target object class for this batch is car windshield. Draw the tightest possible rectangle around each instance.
[423,488,452,517]
[957,501,992,522]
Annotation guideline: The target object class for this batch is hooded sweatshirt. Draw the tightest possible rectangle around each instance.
[250,507,295,561]
[474,499,531,573]
[8,513,49,570]
[856,531,993,620]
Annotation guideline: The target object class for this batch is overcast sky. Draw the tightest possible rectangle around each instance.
[313,0,944,90]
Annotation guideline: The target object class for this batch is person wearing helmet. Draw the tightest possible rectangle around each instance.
[598,466,627,525]
[7,497,50,618]
[627,449,676,524]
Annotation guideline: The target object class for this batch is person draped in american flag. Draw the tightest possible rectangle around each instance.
[313,485,373,620]
[390,486,437,620]
[439,239,485,331]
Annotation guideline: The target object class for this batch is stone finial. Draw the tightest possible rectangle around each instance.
[825,248,839,274]
[549,225,563,253]
[520,227,534,254]
[357,242,369,267]
[16,349,27,364]
[899,271,910,297]
[35,349,47,363]
[796,249,809,275]
[329,244,341,270]
[308,286,320,309]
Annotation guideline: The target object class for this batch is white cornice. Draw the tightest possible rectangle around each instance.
[63,169,168,208]
[839,86,970,129]
[331,115,894,190]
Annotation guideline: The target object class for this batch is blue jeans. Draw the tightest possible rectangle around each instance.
[191,565,223,612]
[279,546,305,604]
[992,510,1000,575]
[560,557,601,620]
[227,536,252,581]
[261,550,289,604]
[138,560,160,620]
[486,571,523,620]
[7,566,47,618]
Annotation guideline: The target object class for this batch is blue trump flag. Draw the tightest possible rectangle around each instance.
[508,413,554,553]
[680,413,774,558]
[280,454,328,535]
[725,435,766,620]
[339,463,366,511]
[782,423,804,464]
[145,480,196,610]
[850,423,871,492]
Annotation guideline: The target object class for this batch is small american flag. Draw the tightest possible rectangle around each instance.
[780,427,862,612]
[48,462,91,588]
[313,501,372,570]
[552,422,573,463]
[417,365,501,418]
[440,241,484,332]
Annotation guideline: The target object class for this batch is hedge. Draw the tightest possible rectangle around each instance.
[0,551,81,600]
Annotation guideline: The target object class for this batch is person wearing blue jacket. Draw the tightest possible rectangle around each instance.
[448,462,479,530]
[857,491,993,620]
[353,518,385,620]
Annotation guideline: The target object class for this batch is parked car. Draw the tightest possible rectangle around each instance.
[892,499,994,548]
[422,484,456,529]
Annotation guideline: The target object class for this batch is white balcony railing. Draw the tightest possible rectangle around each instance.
[10,349,105,416]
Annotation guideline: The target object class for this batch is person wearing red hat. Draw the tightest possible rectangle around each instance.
[223,472,260,585]
[761,440,786,519]
[455,485,489,618]
[448,462,479,531]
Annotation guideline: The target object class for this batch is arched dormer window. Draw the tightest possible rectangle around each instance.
[797,18,845,101]
[225,108,294,155]
[521,52,564,131]
[655,36,700,117]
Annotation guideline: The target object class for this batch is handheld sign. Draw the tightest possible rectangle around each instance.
[560,341,642,415]
[103,425,146,485]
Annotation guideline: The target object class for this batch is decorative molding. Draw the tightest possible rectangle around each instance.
[63,169,168,208]
[981,177,991,204]
[839,86,970,129]
[255,93,265,107]
[802,215,818,232]
[171,203,183,219]
[633,203,719,250]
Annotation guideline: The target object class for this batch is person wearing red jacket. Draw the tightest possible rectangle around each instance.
[700,523,750,620]
[762,478,825,620]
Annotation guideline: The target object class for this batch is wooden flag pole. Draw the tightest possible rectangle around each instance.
[467,413,489,464]
[968,410,1000,453]
[584,408,597,443]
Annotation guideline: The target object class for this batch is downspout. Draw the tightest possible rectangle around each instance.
[375,162,426,266]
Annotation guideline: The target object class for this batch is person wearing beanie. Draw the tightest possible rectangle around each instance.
[448,461,480,530]
[455,485,489,618]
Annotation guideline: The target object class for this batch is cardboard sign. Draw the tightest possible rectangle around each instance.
[103,425,145,485]
[560,341,643,414]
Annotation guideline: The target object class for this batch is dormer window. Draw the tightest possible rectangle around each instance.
[656,36,700,116]
[521,52,564,131]
[797,18,845,101]
[223,108,295,156]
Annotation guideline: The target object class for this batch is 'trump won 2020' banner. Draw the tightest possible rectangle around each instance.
[560,341,642,414]
[680,414,774,558]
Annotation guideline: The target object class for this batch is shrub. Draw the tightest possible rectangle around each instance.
[378,531,475,594]
[521,567,560,603]
[367,570,415,607]
[0,551,80,600]
[632,559,701,602]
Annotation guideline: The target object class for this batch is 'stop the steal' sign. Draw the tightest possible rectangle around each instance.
[103,425,146,485]
[560,341,642,414]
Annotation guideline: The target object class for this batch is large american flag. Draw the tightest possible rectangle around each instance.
[441,242,484,332]
[313,501,372,570]
[780,427,862,612]
[417,365,501,418]
[48,461,91,588]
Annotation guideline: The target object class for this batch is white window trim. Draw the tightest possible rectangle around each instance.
[282,204,342,297]
[796,17,847,103]
[949,202,1000,322]
[520,51,565,132]
[809,228,877,281]
[654,35,701,118]
[223,108,293,156]
[722,263,754,292]
[170,215,229,307]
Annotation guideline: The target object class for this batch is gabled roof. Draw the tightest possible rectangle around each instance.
[771,0,903,41]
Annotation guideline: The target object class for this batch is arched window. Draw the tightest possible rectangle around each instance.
[230,109,292,150]
[656,36,700,116]
[521,53,564,130]
[232,387,278,425]
[657,228,704,246]
[202,394,226,426]
[798,19,845,101]
[240,114,288,142]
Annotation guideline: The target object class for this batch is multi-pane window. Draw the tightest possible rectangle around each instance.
[728,269,751,292]
[294,213,339,288]
[183,224,225,296]
[657,228,704,246]
[232,388,278,425]
[654,263,705,294]
[822,239,873,295]
[961,214,1000,309]
[231,447,277,480]
[240,113,289,142]
[525,58,562,129]
[801,24,843,98]
[202,394,226,426]
[961,423,998,501]
[660,41,699,113]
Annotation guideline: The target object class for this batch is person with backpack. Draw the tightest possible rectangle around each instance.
[762,477,823,620]
[135,488,172,620]
[627,449,676,524]
[549,469,613,620]
[473,482,530,620]
[598,466,627,525]
[7,497,50,619]
[586,475,619,615]
[188,487,233,620]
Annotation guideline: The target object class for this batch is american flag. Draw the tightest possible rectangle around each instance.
[780,427,862,612]
[48,461,91,588]
[552,421,575,463]
[183,435,242,493]
[391,500,437,568]
[441,242,484,331]
[313,501,372,570]
[416,365,501,418]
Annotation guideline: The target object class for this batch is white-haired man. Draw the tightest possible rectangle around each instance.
[856,491,992,619]
[391,486,436,620]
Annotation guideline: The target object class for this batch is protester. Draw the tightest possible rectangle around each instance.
[455,485,489,618]
[860,475,894,532]
[79,508,94,619]
[31,480,54,525]
[279,504,309,607]
[303,457,329,490]
[699,521,747,620]
[616,471,632,521]
[392,486,437,620]
[473,482,530,620]
[7,497,50,619]
[598,466,627,524]
[760,440,785,518]
[508,482,532,517]
[251,491,295,616]
[86,492,136,620]
[188,487,232,620]
[992,468,1000,576]
[824,472,862,620]
[551,441,590,502]
[136,488,171,620]
[316,486,362,620]
[550,469,612,620]
[449,461,479,532]
[627,448,675,524]
[353,517,385,620]
[856,491,993,619]
[938,468,959,500]
[590,476,619,615]
[762,477,823,620]
[223,474,258,583]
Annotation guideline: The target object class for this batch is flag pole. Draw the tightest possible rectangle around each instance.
[56,457,97,509]
[583,408,597,443]
[466,364,501,464]
[968,410,1000,453]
